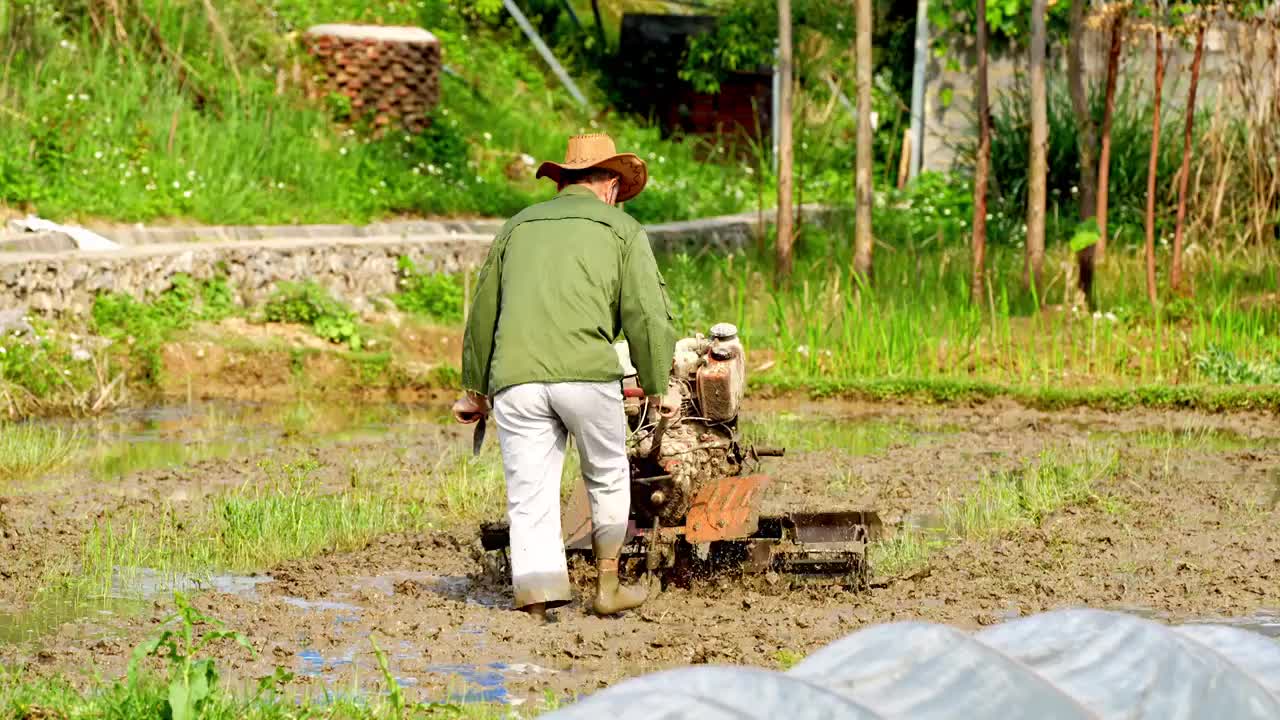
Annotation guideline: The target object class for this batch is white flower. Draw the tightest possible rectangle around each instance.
[187,170,196,180]
[141,166,150,175]
[183,190,192,198]
[78,93,89,101]
[94,151,103,159]
[339,147,348,155]
[412,167,420,175]
[658,156,666,164]
[744,167,754,176]
[172,181,180,189]
[520,153,535,166]
[277,182,286,189]
[483,132,492,141]
[0,347,6,355]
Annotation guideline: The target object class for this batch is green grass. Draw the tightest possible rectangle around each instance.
[0,665,544,720]
[69,450,507,598]
[742,414,929,455]
[940,448,1118,539]
[867,529,938,579]
[0,0,767,225]
[661,232,1280,401]
[869,447,1120,578]
[0,423,81,483]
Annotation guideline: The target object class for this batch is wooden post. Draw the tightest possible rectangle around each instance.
[853,0,874,284]
[970,0,990,305]
[1026,0,1049,301]
[1171,22,1206,293]
[775,0,795,282]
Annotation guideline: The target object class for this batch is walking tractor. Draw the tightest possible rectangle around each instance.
[480,322,882,591]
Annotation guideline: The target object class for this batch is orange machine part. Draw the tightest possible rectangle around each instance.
[684,475,772,543]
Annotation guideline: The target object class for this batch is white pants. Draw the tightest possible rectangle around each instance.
[492,381,631,609]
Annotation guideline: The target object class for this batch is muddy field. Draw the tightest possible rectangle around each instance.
[2,399,1278,708]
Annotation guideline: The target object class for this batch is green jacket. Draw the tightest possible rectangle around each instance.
[461,185,677,397]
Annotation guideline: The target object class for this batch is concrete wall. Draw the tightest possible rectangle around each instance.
[0,207,841,316]
[921,18,1279,172]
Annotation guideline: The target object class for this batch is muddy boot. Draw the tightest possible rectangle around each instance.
[521,602,548,623]
[592,555,648,616]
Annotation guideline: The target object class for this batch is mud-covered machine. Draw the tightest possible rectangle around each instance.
[480,323,881,588]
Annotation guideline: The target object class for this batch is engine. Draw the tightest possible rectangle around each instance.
[619,322,748,526]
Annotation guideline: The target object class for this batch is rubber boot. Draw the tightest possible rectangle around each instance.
[592,544,648,616]
[522,602,548,623]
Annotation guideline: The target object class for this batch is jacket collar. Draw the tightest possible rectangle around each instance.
[557,185,600,201]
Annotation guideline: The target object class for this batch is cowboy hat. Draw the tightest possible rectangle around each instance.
[535,133,648,203]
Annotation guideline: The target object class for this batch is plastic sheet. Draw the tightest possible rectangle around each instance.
[541,609,1280,719]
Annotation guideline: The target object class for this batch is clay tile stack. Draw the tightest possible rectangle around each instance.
[304,24,441,136]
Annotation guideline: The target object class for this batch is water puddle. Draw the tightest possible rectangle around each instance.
[26,399,455,483]
[0,595,147,644]
[108,567,275,599]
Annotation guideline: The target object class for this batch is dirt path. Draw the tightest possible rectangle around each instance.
[2,400,1278,705]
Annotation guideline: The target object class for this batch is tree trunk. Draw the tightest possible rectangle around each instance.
[1095,8,1126,260]
[776,0,795,282]
[1067,0,1099,306]
[1144,28,1167,307]
[853,0,874,284]
[1026,0,1049,301]
[1171,22,1206,293]
[970,0,990,305]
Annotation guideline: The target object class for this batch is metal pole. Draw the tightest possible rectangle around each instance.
[908,0,929,179]
[503,0,590,110]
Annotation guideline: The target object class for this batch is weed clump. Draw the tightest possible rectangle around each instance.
[392,257,464,322]
[92,274,235,382]
[1194,346,1280,386]
[263,281,364,350]
[0,423,81,482]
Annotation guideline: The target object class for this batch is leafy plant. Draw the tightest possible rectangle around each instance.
[91,274,235,382]
[128,592,255,720]
[1195,346,1280,385]
[263,281,364,350]
[393,257,465,322]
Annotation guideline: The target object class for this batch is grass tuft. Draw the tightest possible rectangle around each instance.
[870,447,1120,579]
[0,423,81,483]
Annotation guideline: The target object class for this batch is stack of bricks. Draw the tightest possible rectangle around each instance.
[304,24,441,135]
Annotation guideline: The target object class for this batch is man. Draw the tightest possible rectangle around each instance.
[452,133,677,620]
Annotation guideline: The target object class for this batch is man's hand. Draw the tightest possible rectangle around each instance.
[452,392,490,424]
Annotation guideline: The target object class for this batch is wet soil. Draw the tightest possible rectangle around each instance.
[2,399,1278,706]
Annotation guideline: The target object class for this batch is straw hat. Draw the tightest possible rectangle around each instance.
[535,133,648,202]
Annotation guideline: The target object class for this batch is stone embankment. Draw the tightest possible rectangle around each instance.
[0,207,838,316]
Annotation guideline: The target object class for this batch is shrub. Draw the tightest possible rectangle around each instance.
[392,257,464,322]
[263,282,363,350]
